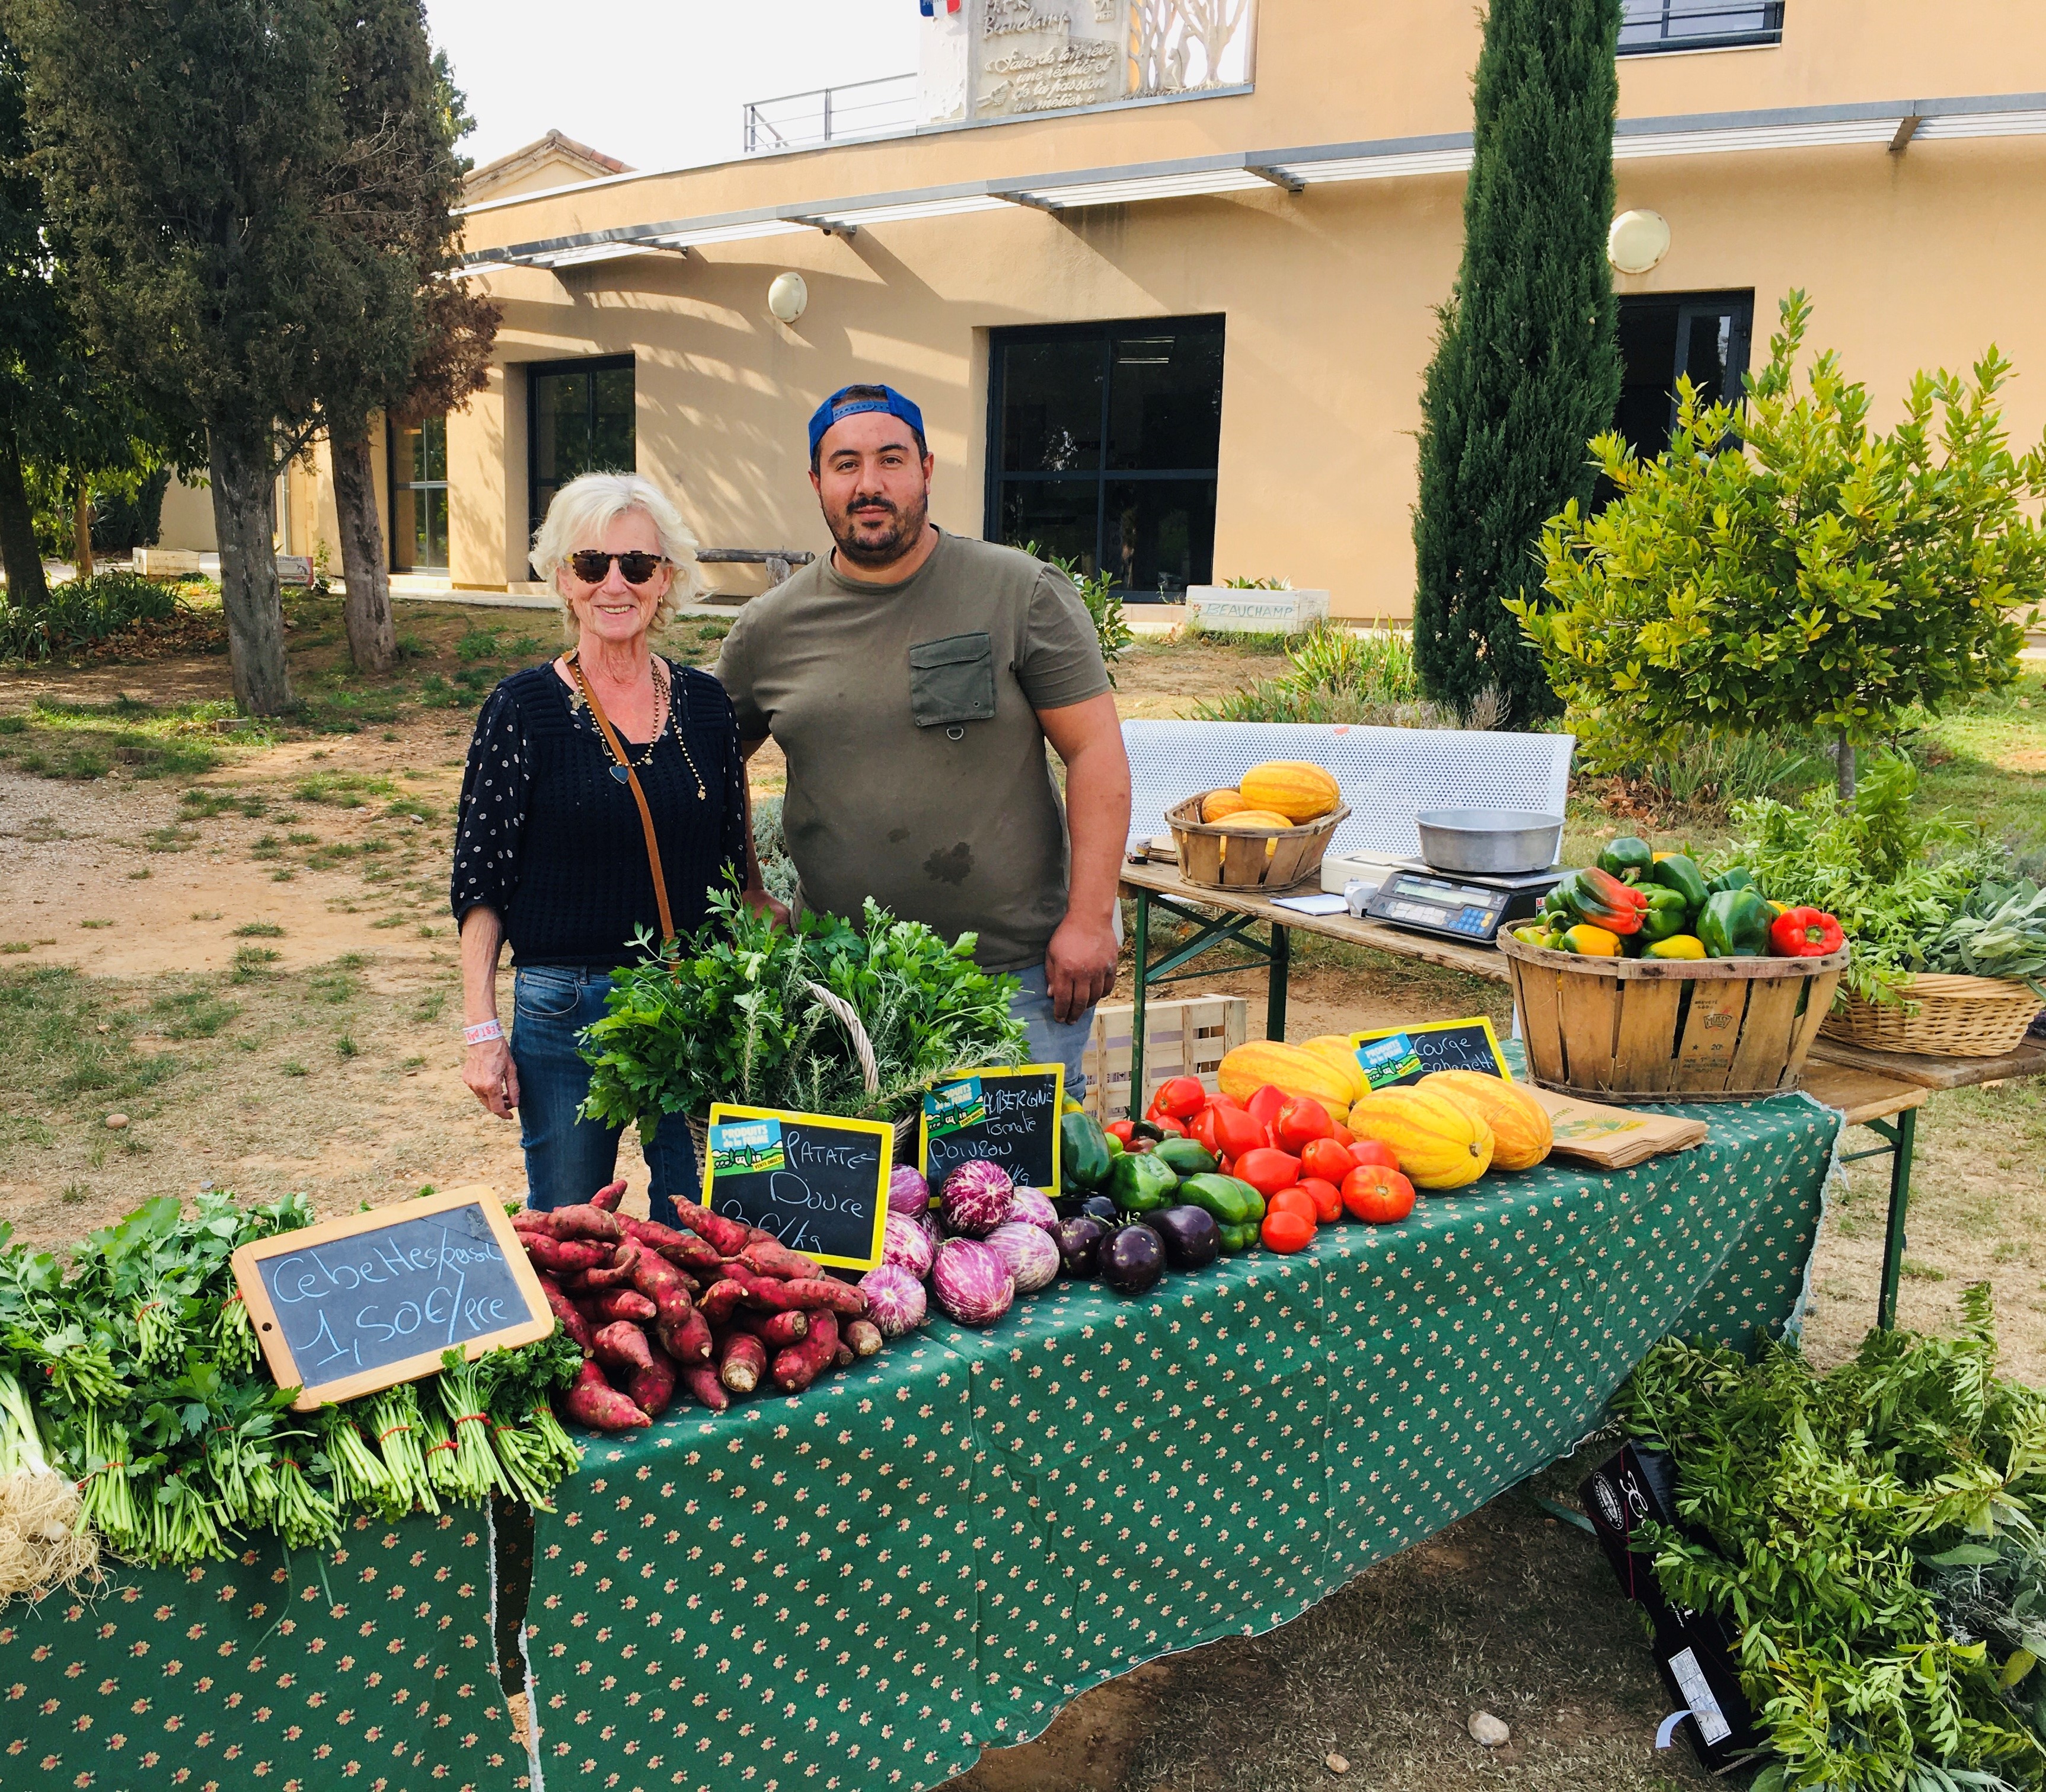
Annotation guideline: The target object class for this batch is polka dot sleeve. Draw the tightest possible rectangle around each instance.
[449,682,532,927]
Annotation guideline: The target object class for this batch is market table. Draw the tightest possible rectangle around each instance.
[518,1091,1837,1792]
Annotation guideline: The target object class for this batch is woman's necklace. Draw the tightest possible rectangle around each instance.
[567,652,706,801]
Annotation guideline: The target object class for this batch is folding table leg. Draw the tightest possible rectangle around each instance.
[1268,923,1289,1042]
[1876,1106,1917,1332]
[1128,889,1150,1119]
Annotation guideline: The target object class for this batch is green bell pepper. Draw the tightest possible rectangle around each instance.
[1152,1136,1218,1178]
[1176,1172,1259,1227]
[1706,865,1758,897]
[1699,887,1774,958]
[1597,836,1655,881]
[1059,1111,1113,1192]
[1217,1221,1260,1254]
[1106,1150,1179,1213]
[1638,886,1690,943]
[1648,853,1709,913]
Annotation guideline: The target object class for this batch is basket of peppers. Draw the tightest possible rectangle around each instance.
[1495,834,1850,1101]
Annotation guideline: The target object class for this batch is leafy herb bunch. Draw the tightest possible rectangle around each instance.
[579,884,1027,1127]
[1616,1289,2046,1792]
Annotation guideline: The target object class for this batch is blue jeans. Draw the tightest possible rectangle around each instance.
[510,965,698,1225]
[1009,964,1095,1099]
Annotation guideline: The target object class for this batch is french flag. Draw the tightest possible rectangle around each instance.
[920,0,963,14]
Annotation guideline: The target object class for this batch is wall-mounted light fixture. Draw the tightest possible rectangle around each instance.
[1606,209,1671,275]
[768,272,809,324]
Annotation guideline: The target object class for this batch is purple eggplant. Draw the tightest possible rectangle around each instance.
[1147,1204,1220,1271]
[1055,1216,1107,1279]
[1098,1222,1165,1295]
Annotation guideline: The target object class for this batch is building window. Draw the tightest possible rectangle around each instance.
[1617,1,1783,54]
[528,356,636,549]
[987,316,1224,600]
[1613,291,1754,461]
[390,414,448,573]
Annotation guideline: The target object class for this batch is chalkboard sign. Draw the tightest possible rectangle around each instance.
[702,1104,893,1271]
[1351,1017,1509,1085]
[920,1064,1064,1193]
[231,1184,553,1411]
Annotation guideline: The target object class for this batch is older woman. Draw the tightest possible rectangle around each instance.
[452,471,770,1221]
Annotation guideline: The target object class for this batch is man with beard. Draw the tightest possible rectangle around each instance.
[716,383,1131,1087]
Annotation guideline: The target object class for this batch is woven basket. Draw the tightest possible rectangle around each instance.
[1498,933,1848,1101]
[1820,972,2043,1058]
[684,979,920,1165]
[1166,795,1349,894]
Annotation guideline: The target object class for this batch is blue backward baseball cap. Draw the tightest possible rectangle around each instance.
[807,384,926,459]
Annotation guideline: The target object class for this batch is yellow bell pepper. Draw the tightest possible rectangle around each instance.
[1652,850,1673,862]
[1643,934,1707,960]
[1562,923,1624,957]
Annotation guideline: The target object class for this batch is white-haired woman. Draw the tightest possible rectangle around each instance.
[451,471,774,1221]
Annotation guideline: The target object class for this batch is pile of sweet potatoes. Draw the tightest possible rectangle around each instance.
[513,1182,882,1432]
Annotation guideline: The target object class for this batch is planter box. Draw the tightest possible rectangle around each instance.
[1185,586,1330,633]
[133,547,202,578]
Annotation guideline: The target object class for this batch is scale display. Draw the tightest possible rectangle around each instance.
[1364,867,1559,944]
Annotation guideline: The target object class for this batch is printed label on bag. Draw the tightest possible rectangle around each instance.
[1666,1648,1731,1745]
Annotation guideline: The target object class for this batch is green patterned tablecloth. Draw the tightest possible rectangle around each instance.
[524,1093,1838,1792]
[0,1509,517,1792]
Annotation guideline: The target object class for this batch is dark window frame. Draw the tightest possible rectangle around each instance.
[985,314,1225,600]
[1617,1,1784,54]
[525,353,637,553]
[1614,288,1755,462]
[387,412,449,573]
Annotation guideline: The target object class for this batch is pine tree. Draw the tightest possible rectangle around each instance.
[1411,0,1623,725]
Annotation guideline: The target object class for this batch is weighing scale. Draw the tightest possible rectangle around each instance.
[1362,860,1568,945]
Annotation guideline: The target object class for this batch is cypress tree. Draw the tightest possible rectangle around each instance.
[1411,0,1623,725]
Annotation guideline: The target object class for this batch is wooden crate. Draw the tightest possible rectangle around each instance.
[1498,934,1848,1101]
[1082,994,1249,1121]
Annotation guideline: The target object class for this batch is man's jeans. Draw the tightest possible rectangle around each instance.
[1008,964,1096,1099]
[509,964,697,1223]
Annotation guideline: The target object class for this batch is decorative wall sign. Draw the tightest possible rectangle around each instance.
[703,1105,894,1271]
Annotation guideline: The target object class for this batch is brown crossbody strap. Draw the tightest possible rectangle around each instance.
[567,652,676,946]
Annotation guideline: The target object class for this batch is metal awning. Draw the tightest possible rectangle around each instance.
[459,91,2046,274]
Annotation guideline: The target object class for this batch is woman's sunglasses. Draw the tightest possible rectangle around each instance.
[566,550,669,585]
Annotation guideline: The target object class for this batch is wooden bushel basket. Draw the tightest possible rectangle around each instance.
[1165,795,1350,895]
[1497,933,1849,1101]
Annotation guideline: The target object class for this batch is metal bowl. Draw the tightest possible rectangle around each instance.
[1415,809,1565,876]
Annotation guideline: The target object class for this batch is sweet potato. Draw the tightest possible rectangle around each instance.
[844,1318,883,1359]
[628,1349,676,1417]
[520,1233,609,1277]
[776,1277,868,1318]
[770,1310,839,1395]
[618,1216,723,1271]
[732,1307,808,1348]
[589,1179,626,1213]
[834,1341,854,1369]
[591,1287,657,1325]
[719,1261,812,1313]
[717,1329,767,1395]
[537,1276,595,1353]
[528,1203,624,1243]
[628,1251,695,1327]
[697,1276,747,1326]
[579,1236,642,1289]
[593,1320,655,1376]
[563,1359,650,1431]
[740,1238,823,1281]
[659,1305,713,1363]
[681,1363,730,1412]
[668,1200,750,1257]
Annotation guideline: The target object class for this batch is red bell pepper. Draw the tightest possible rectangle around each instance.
[1770,907,1844,956]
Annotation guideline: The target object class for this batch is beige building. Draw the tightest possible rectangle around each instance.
[224,0,2046,620]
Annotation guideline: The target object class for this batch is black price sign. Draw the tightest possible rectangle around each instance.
[702,1104,893,1271]
[231,1185,554,1410]
[918,1064,1064,1192]
[1351,1017,1509,1083]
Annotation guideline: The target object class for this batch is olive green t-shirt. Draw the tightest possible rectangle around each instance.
[716,530,1112,972]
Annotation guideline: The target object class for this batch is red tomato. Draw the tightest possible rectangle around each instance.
[1234,1147,1304,1198]
[1298,1138,1355,1185]
[1148,1116,1188,1139]
[1348,1139,1399,1172]
[1212,1106,1271,1162]
[1296,1175,1343,1223]
[1190,1107,1224,1157]
[1342,1164,1416,1225]
[1329,1124,1355,1147]
[1260,1209,1314,1254]
[1246,1084,1288,1136]
[1267,1185,1319,1227]
[1209,1091,1245,1112]
[1151,1076,1208,1120]
[1276,1097,1334,1153]
[1106,1119,1137,1147]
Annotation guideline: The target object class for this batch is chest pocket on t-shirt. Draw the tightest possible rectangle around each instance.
[908,632,996,729]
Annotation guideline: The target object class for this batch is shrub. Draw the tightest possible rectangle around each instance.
[0,570,184,661]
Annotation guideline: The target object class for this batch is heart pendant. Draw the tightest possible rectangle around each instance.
[609,764,632,785]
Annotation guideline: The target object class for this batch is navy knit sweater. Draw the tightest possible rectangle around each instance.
[451,660,748,967]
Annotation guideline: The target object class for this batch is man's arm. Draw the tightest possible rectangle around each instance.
[1036,691,1131,1025]
[738,735,791,926]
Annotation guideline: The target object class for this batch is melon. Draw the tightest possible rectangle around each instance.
[1211,810,1294,831]
[1217,1041,1358,1110]
[1345,1087,1495,1189]
[1239,761,1340,824]
[1297,1035,1367,1107]
[1420,1070,1553,1172]
[1201,788,1251,823]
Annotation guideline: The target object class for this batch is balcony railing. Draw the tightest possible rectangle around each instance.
[1617,0,1785,53]
[743,74,920,155]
